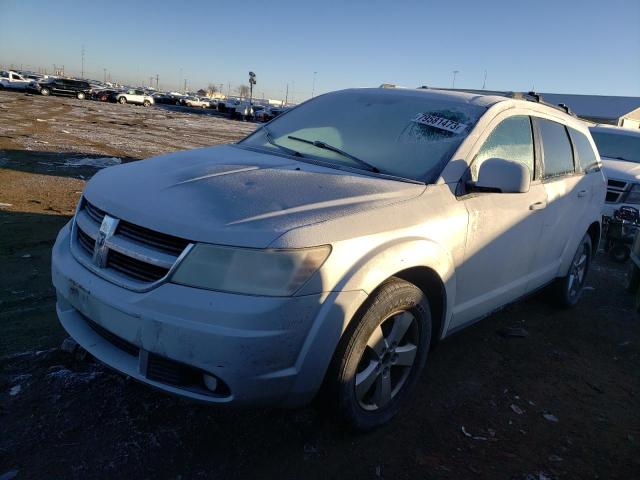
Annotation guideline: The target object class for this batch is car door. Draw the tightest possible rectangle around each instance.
[530,118,586,286]
[450,114,547,328]
[9,73,28,90]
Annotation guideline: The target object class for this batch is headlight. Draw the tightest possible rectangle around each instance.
[626,184,640,204]
[170,244,331,296]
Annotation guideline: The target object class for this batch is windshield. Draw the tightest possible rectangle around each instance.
[239,89,486,182]
[590,130,640,163]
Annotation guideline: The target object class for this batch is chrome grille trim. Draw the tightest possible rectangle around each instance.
[70,198,194,292]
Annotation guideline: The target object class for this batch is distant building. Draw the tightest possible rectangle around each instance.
[540,93,640,128]
[431,87,640,129]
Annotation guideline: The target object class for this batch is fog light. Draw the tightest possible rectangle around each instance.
[203,374,218,392]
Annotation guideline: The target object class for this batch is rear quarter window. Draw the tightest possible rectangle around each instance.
[569,128,600,173]
[538,119,575,179]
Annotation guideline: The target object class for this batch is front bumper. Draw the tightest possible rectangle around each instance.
[52,222,366,407]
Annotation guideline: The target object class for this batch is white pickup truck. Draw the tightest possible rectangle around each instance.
[115,89,154,107]
[589,125,640,217]
[0,70,36,91]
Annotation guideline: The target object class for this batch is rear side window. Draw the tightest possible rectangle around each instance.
[569,129,600,173]
[472,115,535,180]
[538,119,575,178]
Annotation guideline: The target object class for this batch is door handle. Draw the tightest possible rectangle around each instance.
[577,189,588,198]
[529,201,547,211]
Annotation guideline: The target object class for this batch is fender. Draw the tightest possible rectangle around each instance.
[286,237,457,404]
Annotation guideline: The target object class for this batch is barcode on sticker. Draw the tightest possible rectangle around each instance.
[412,113,468,134]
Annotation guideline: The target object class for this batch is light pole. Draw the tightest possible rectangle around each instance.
[452,70,459,88]
[81,44,85,78]
[103,68,106,83]
[482,69,487,89]
[312,71,317,98]
[249,71,256,106]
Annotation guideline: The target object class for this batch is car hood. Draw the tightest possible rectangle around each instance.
[84,145,425,248]
[602,157,640,183]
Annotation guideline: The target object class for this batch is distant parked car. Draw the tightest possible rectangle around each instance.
[91,89,118,102]
[590,125,640,218]
[231,102,254,120]
[185,97,210,108]
[115,89,154,106]
[34,78,92,99]
[0,70,37,91]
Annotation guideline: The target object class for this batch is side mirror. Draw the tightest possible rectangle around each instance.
[473,158,530,193]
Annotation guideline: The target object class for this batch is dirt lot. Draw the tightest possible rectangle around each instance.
[1,91,639,480]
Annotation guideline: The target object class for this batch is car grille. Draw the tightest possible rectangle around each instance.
[606,179,628,204]
[72,198,192,289]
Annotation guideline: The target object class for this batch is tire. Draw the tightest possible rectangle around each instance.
[143,100,150,107]
[76,92,85,100]
[40,87,50,96]
[118,96,127,104]
[327,278,432,431]
[553,234,592,308]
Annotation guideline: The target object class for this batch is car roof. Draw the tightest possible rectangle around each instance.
[331,87,584,127]
[589,124,640,138]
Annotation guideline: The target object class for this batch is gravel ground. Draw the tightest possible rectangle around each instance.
[0,90,638,480]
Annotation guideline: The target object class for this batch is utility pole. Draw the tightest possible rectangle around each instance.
[149,76,153,88]
[452,70,459,88]
[284,83,289,106]
[482,70,487,89]
[248,71,256,106]
[227,82,231,98]
[312,71,317,98]
[81,44,85,78]
[103,68,106,83]
[183,79,187,94]
[156,74,159,90]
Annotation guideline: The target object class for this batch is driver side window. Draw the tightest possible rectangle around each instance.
[472,116,535,181]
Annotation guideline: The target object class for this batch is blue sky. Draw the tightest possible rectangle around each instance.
[1,0,638,101]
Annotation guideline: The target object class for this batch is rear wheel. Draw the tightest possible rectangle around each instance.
[40,87,50,96]
[143,100,151,107]
[553,234,592,308]
[76,92,85,100]
[327,278,431,431]
[118,96,127,104]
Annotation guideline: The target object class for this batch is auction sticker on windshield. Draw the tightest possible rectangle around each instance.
[412,113,468,134]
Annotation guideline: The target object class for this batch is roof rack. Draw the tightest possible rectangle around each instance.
[418,87,576,117]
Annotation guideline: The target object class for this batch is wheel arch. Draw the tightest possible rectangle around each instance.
[393,266,446,348]
[587,220,601,256]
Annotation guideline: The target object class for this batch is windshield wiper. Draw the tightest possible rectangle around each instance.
[261,126,303,157]
[286,135,380,173]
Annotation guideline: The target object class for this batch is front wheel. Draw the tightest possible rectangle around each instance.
[40,87,50,96]
[553,234,592,308]
[143,100,151,107]
[118,97,127,104]
[327,278,431,431]
[76,92,85,100]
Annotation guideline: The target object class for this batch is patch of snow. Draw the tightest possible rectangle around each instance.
[543,413,559,423]
[511,404,524,415]
[63,157,122,168]
[9,385,21,396]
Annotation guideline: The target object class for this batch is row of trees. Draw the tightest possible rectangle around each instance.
[200,83,250,98]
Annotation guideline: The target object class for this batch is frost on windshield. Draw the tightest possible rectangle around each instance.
[398,109,474,143]
[394,108,477,180]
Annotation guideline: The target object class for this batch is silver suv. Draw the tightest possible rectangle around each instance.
[52,88,605,430]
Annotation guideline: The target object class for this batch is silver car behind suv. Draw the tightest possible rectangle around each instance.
[51,88,605,430]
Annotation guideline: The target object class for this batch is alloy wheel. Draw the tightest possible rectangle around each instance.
[355,310,419,411]
[568,243,588,298]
